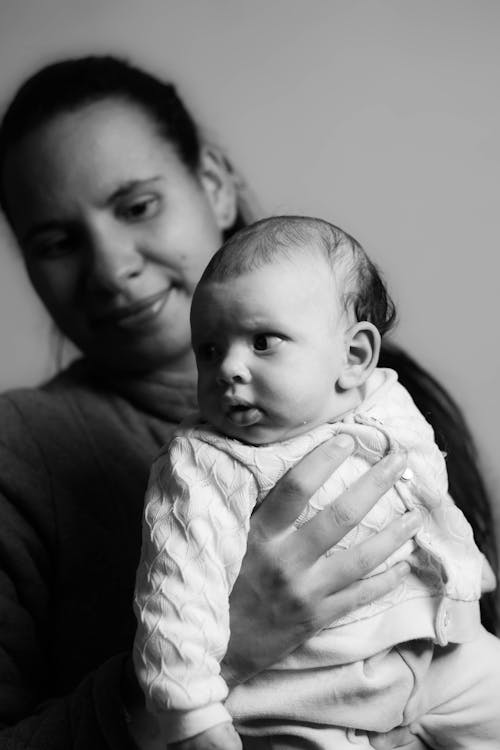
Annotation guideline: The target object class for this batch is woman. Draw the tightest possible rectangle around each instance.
[0,56,495,749]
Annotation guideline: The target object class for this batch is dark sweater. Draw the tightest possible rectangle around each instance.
[0,361,194,748]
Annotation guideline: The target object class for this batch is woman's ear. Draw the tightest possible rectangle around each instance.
[337,321,381,390]
[198,145,238,231]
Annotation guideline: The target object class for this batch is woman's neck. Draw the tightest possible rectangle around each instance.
[89,359,199,422]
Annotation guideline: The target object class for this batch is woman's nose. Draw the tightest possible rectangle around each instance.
[216,348,251,385]
[86,225,144,293]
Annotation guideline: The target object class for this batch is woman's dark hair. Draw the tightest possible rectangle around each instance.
[0,54,255,236]
[380,342,498,633]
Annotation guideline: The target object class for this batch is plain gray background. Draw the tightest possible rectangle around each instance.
[0,0,499,534]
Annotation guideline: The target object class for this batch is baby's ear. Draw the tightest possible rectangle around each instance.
[337,322,381,390]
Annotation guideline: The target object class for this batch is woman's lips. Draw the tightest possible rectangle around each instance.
[89,288,172,330]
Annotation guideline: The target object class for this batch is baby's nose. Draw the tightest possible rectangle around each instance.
[216,349,251,385]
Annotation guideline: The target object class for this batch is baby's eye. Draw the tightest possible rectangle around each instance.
[196,343,220,363]
[253,334,283,352]
[118,195,160,222]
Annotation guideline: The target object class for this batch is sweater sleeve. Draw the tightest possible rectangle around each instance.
[0,395,135,749]
[133,435,257,744]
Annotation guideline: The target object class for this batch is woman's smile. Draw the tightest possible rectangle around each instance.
[3,99,235,374]
[88,286,172,331]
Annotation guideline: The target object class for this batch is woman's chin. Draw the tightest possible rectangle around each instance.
[84,336,196,378]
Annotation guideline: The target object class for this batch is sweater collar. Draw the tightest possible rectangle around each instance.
[70,359,199,423]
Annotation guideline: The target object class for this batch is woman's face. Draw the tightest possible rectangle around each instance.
[1,99,235,375]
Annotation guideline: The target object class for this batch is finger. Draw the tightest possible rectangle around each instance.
[315,510,420,595]
[368,726,418,749]
[368,726,426,750]
[253,435,355,536]
[314,560,412,629]
[293,450,408,558]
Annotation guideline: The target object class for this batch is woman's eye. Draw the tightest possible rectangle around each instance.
[119,195,160,222]
[27,236,74,260]
[253,334,283,352]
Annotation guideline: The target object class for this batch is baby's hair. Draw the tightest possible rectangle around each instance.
[200,215,397,337]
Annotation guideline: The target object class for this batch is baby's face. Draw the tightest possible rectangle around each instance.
[191,253,349,444]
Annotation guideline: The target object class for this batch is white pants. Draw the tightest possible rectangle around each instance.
[240,627,500,749]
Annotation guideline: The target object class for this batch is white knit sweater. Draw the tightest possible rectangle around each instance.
[133,368,484,742]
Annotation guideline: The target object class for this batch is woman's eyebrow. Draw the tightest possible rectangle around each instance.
[106,176,163,203]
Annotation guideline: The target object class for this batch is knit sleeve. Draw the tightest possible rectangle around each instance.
[0,394,134,749]
[133,434,257,744]
[0,394,58,723]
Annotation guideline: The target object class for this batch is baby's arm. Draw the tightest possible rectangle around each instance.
[133,435,257,746]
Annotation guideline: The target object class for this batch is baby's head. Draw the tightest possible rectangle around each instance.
[191,216,395,445]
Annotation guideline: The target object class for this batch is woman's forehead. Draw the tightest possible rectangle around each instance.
[1,100,184,228]
[6,99,172,180]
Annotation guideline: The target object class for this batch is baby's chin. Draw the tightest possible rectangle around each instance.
[208,414,326,447]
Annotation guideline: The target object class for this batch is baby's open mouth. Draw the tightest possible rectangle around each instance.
[224,402,262,427]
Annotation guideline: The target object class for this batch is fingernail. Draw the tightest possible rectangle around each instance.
[385,449,408,474]
[334,434,355,449]
[396,561,411,577]
[401,510,421,533]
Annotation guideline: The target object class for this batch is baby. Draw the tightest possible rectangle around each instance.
[134,216,499,749]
